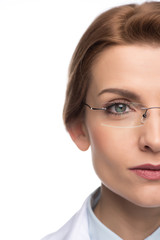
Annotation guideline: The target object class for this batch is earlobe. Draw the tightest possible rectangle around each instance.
[67,120,90,151]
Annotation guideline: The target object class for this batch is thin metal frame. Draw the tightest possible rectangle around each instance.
[84,103,160,128]
[142,107,160,118]
[84,103,160,119]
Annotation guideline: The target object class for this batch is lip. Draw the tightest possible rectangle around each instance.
[129,164,160,180]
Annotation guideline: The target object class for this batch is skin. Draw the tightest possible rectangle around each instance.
[68,45,160,240]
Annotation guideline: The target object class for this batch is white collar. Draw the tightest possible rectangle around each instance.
[87,188,160,240]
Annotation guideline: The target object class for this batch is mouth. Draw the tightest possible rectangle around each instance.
[129,164,160,180]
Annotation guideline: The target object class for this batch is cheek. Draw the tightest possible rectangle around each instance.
[89,125,133,165]
[87,124,138,185]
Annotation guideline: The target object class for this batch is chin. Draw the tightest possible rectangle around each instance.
[135,200,160,208]
[127,192,160,208]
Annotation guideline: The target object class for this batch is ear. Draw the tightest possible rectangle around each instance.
[67,119,90,151]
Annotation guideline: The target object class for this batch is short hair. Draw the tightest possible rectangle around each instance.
[63,1,160,127]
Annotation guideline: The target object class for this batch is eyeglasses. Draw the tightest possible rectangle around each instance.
[84,102,160,128]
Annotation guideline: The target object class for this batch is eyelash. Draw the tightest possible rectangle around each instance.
[103,99,134,115]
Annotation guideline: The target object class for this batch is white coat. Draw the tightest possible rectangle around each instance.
[41,189,160,240]
[41,196,90,240]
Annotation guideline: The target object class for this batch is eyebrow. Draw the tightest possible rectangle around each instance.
[98,88,141,102]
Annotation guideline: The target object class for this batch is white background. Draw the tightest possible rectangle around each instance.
[0,0,153,239]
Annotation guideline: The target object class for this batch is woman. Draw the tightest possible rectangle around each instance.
[42,1,160,239]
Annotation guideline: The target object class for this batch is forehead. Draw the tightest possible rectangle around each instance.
[88,45,160,100]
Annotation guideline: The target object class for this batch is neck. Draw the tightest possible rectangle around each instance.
[94,184,160,240]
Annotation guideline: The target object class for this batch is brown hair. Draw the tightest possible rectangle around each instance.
[63,1,160,127]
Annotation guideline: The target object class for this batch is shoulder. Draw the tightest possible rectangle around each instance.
[41,194,92,240]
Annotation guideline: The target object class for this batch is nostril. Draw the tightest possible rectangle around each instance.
[144,145,150,151]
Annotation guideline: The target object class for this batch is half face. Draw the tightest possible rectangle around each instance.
[84,45,160,208]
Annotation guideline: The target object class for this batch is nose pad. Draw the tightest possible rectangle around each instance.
[141,109,148,124]
[141,107,160,125]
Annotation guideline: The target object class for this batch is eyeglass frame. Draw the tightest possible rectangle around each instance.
[84,102,160,122]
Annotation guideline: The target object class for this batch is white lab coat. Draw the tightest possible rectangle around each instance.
[41,196,90,240]
[41,189,160,240]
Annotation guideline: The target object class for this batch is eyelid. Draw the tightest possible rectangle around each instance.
[103,101,146,113]
[102,99,132,108]
[102,98,145,107]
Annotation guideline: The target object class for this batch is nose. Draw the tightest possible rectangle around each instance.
[139,110,160,153]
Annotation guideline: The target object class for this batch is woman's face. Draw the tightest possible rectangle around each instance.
[85,45,160,207]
